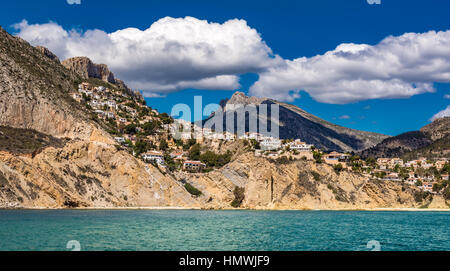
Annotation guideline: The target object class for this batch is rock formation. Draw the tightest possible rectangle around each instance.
[62,57,116,84]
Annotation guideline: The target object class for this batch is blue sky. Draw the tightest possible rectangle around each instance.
[1,0,449,136]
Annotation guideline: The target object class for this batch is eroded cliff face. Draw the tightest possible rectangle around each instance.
[0,27,199,209]
[62,57,116,84]
[178,153,448,210]
[0,27,92,139]
[0,127,200,209]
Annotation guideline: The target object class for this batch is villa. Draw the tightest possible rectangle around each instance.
[183,161,206,172]
[142,151,165,165]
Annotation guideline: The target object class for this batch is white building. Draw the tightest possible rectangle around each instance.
[142,151,165,165]
[260,138,282,151]
[288,140,313,151]
[115,137,126,144]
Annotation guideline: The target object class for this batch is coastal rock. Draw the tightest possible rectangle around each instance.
[0,127,200,209]
[179,152,449,210]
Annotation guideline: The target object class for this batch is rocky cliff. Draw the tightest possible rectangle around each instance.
[176,152,448,210]
[62,57,116,84]
[0,27,92,139]
[0,26,197,209]
[0,127,199,208]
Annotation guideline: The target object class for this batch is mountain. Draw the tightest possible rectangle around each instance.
[359,131,432,158]
[421,117,450,141]
[0,26,196,208]
[206,92,388,152]
[360,117,450,159]
[62,56,144,101]
[0,27,91,138]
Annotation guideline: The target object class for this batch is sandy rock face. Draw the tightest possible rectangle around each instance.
[179,153,449,210]
[0,128,200,209]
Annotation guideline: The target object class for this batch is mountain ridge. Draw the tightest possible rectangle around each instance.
[211,91,388,152]
[360,117,450,159]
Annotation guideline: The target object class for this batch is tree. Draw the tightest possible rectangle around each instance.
[159,139,169,151]
[142,120,159,135]
[433,183,443,193]
[133,139,150,156]
[188,144,201,161]
[313,151,323,163]
[159,112,174,124]
[124,124,137,135]
[249,139,260,150]
[164,153,177,172]
[183,138,197,151]
[443,186,450,200]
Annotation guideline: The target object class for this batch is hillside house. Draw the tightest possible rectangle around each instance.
[183,161,206,172]
[142,151,165,165]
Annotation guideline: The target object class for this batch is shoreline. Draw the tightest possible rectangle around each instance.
[1,206,450,212]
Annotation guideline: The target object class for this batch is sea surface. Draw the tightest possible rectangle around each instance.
[0,210,448,251]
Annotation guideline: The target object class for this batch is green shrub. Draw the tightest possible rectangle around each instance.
[444,186,450,200]
[185,183,202,197]
[333,163,344,173]
[311,171,321,182]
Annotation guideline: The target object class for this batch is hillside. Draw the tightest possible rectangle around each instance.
[421,117,450,141]
[359,131,432,158]
[360,117,450,159]
[206,92,388,152]
[0,27,91,139]
[0,26,198,209]
[175,152,446,210]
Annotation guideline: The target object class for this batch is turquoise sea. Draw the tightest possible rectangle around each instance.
[0,210,448,251]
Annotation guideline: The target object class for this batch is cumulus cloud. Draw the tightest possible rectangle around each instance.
[67,0,81,4]
[14,17,280,96]
[339,115,351,119]
[250,31,450,103]
[13,18,450,104]
[430,105,450,121]
[444,94,450,99]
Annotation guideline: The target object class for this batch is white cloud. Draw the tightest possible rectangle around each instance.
[67,0,81,4]
[444,94,450,99]
[250,31,450,103]
[14,18,450,104]
[430,105,450,121]
[14,18,280,96]
[339,115,351,120]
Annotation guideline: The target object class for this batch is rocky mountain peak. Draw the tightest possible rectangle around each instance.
[62,56,116,84]
[226,91,267,106]
[421,117,450,141]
